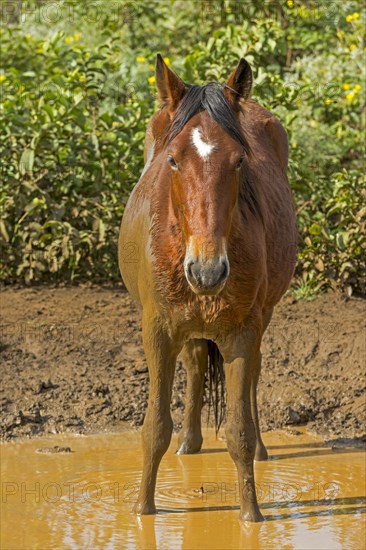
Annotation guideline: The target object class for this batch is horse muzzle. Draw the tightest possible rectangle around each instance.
[184,254,230,295]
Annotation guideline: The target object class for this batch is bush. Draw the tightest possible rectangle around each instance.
[0,28,152,282]
[297,170,366,296]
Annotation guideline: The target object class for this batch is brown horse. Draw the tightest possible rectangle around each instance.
[118,54,296,522]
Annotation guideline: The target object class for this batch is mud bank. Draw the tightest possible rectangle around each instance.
[0,286,365,441]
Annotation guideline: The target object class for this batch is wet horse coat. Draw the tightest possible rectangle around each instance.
[119,55,296,522]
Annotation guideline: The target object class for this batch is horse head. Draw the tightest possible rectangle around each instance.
[151,55,255,296]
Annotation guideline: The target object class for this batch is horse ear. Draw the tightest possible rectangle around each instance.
[155,54,186,112]
[225,58,253,106]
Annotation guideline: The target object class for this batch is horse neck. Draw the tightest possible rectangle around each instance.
[146,109,171,156]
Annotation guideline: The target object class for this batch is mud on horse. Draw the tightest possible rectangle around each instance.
[119,54,297,522]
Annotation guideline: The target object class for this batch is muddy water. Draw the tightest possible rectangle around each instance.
[1,428,365,549]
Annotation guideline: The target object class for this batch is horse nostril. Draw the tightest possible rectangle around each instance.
[220,261,228,281]
[186,260,202,286]
[186,261,194,278]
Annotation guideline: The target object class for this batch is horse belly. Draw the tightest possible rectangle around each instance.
[265,225,297,306]
[118,195,151,304]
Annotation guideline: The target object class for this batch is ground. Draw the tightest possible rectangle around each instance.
[0,285,365,441]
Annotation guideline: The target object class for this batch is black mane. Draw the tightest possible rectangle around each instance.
[167,82,261,221]
[168,82,250,154]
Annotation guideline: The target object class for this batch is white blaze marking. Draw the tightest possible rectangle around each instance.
[191,127,214,159]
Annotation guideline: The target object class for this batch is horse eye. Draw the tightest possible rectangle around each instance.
[167,155,178,170]
[236,156,244,170]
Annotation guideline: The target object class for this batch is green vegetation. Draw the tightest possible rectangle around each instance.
[1,0,365,295]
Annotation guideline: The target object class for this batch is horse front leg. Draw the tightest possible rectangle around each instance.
[133,311,179,515]
[176,339,208,454]
[220,328,264,523]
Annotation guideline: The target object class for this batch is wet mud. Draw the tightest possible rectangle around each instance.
[1,286,365,442]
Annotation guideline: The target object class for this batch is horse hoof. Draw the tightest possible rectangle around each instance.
[176,439,202,455]
[132,501,156,515]
[254,447,268,461]
[239,509,264,523]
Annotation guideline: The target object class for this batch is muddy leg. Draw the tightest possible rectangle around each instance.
[251,352,268,461]
[222,333,263,522]
[177,339,208,454]
[133,313,179,515]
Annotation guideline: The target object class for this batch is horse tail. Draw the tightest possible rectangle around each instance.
[207,340,226,436]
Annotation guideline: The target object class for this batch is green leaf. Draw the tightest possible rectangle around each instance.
[0,220,9,242]
[309,223,321,235]
[19,149,35,175]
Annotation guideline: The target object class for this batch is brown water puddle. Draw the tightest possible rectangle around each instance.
[1,428,365,549]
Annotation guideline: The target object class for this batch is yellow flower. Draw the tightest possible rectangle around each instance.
[0,74,7,83]
[287,0,294,7]
[136,56,145,63]
[112,121,119,127]
[354,84,361,93]
[291,142,297,148]
[149,64,155,71]
[346,14,353,22]
[346,92,355,101]
[349,44,357,51]
[163,57,170,66]
[325,98,332,105]
[148,75,156,85]
[337,30,345,39]
[63,33,81,44]
[342,83,351,90]
[352,12,360,20]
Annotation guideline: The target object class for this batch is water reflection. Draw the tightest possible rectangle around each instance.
[1,428,365,549]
